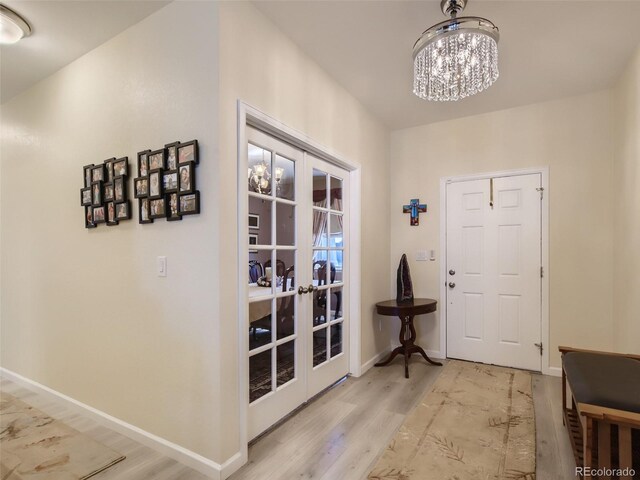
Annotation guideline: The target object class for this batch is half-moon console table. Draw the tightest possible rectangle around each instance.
[374,298,442,378]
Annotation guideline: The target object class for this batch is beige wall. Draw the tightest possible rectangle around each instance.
[1,2,222,461]
[389,91,616,369]
[217,1,391,461]
[613,47,640,354]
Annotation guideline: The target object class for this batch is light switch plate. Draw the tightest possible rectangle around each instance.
[157,256,167,277]
[416,250,428,261]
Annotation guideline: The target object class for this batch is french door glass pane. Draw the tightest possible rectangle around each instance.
[250,349,272,403]
[249,196,271,245]
[313,289,328,326]
[276,295,295,340]
[277,340,295,387]
[275,250,295,291]
[313,169,327,208]
[312,250,328,285]
[330,323,343,357]
[276,203,295,246]
[329,287,343,321]
[275,155,295,201]
[249,299,272,350]
[329,251,343,283]
[312,211,327,247]
[329,214,342,247]
[330,176,342,211]
[313,328,328,367]
[248,144,272,195]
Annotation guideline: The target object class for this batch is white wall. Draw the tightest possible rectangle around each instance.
[217,1,391,462]
[613,47,640,354]
[1,1,222,462]
[389,90,616,369]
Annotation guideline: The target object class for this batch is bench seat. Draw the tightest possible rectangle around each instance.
[563,352,640,414]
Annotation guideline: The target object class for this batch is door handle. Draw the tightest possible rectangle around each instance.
[298,286,309,295]
[308,284,318,293]
[448,282,456,288]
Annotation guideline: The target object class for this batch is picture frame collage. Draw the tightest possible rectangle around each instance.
[134,140,200,224]
[81,157,131,228]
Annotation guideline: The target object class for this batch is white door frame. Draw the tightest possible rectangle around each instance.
[439,167,550,375]
[236,101,362,466]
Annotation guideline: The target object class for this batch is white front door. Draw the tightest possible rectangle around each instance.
[446,173,542,371]
[246,127,350,439]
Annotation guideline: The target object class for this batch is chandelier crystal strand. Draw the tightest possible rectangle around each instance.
[413,0,499,102]
[414,32,498,102]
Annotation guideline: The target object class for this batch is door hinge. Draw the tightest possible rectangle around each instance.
[540,266,544,278]
[536,187,544,199]
[534,342,543,356]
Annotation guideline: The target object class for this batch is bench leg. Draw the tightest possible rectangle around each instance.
[583,417,594,471]
[597,422,611,479]
[619,426,633,480]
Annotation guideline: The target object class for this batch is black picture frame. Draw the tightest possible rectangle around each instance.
[134,177,149,198]
[165,141,180,171]
[104,157,116,182]
[113,176,127,203]
[149,197,167,219]
[93,205,106,224]
[81,187,92,206]
[163,170,178,193]
[166,192,182,222]
[137,150,151,178]
[91,164,105,183]
[105,202,119,226]
[139,198,154,224]
[104,182,114,202]
[179,190,200,215]
[85,206,96,228]
[177,140,199,165]
[178,162,195,194]
[116,201,131,220]
[91,181,103,207]
[148,148,166,171]
[148,169,163,200]
[83,164,94,188]
[113,157,129,177]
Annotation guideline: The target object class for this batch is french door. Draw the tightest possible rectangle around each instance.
[446,173,542,371]
[246,126,349,439]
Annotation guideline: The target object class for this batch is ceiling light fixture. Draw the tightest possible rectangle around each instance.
[0,3,31,45]
[413,0,499,102]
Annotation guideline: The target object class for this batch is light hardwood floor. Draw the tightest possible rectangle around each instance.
[1,361,576,480]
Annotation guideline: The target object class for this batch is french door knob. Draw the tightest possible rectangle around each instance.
[448,282,456,288]
[309,284,318,293]
[298,286,309,295]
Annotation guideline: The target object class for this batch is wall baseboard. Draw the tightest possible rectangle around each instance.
[0,367,239,480]
[360,348,391,376]
[545,366,562,377]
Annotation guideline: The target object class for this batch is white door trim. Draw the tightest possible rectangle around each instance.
[236,101,362,474]
[439,166,550,375]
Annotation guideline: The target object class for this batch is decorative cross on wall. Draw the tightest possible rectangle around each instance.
[403,199,427,226]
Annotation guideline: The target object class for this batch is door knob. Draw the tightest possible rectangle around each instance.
[309,284,318,293]
[449,269,456,276]
[448,282,456,288]
[298,286,309,295]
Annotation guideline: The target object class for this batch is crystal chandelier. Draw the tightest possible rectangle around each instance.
[413,0,499,102]
[247,149,284,195]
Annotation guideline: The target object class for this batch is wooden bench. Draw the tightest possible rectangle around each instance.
[559,346,640,479]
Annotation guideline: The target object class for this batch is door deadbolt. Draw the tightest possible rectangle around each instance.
[449,269,456,276]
